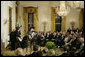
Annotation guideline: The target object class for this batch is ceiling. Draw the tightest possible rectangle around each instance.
[16,1,84,9]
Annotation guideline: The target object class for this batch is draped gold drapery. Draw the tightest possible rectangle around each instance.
[79,9,84,30]
[16,6,18,23]
[51,7,55,32]
[23,7,38,35]
[51,7,66,32]
[61,16,66,32]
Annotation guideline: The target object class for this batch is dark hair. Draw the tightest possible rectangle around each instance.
[33,45,38,51]
[16,26,20,30]
[30,27,35,30]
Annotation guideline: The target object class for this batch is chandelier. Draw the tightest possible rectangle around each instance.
[56,1,70,16]
[68,1,84,9]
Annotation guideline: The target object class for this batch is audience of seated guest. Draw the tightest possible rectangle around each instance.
[25,45,43,56]
[62,30,84,56]
[9,26,84,56]
[51,31,57,44]
[67,28,71,33]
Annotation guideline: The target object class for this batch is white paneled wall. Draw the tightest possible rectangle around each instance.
[1,1,82,47]
[1,1,16,47]
[19,1,81,32]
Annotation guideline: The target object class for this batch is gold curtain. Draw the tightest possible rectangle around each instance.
[79,9,84,30]
[61,16,66,32]
[51,7,66,32]
[51,7,55,32]
[34,8,38,31]
[16,6,18,23]
[23,7,38,35]
[23,8,28,35]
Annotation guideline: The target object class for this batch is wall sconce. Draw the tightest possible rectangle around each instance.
[70,21,75,29]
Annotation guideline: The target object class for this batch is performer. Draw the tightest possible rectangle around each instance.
[9,26,22,50]
[14,26,22,48]
[28,27,35,40]
[28,27,37,53]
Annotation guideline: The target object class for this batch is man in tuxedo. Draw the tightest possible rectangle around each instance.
[74,37,84,56]
[67,28,71,34]
[9,29,16,50]
[15,26,22,49]
[9,26,21,50]
[45,32,50,43]
[28,27,35,35]
[49,32,54,41]
[28,27,35,43]
[51,31,57,44]
[56,32,64,48]
[28,27,39,52]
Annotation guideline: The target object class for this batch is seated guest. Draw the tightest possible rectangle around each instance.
[21,35,29,49]
[26,45,43,56]
[61,50,77,56]
[67,28,71,34]
[79,31,83,38]
[37,34,42,45]
[15,48,24,56]
[48,49,56,56]
[57,32,65,48]
[45,32,50,41]
[40,32,46,46]
[52,31,57,39]
[75,37,84,56]
[69,37,79,51]
[76,28,79,33]
[52,31,57,44]
[49,31,54,41]
[45,31,53,41]
[56,32,61,46]
[43,48,48,53]
[64,35,69,45]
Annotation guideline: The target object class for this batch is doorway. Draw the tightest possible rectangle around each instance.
[9,7,12,34]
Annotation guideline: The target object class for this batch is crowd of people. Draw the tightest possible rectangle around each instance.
[9,27,84,56]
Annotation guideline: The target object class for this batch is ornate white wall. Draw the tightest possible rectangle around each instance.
[66,8,80,30]
[1,1,16,47]
[19,1,81,33]
[1,1,82,47]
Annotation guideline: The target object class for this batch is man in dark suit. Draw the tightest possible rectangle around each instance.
[67,28,71,34]
[9,29,16,50]
[9,26,21,50]
[14,27,22,49]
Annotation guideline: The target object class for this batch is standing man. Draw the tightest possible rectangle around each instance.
[28,27,36,53]
[9,26,22,50]
[28,27,35,40]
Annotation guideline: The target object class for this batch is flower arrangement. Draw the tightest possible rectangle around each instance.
[45,41,60,56]
[45,41,56,49]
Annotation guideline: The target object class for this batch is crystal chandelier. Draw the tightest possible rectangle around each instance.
[68,1,84,9]
[56,1,70,16]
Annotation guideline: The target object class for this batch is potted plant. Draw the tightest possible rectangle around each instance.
[45,41,56,49]
[45,41,60,56]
